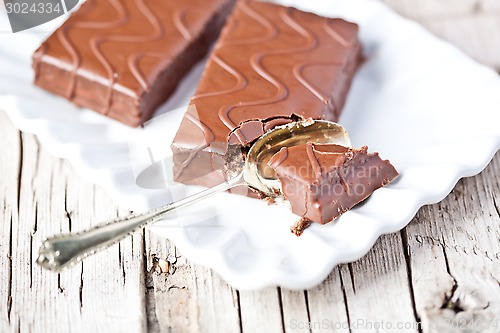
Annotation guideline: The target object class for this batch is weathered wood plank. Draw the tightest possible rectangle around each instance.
[0,111,21,331]
[280,289,311,333]
[144,233,242,333]
[306,269,350,333]
[376,2,500,331]
[239,288,284,333]
[0,111,147,333]
[77,187,147,333]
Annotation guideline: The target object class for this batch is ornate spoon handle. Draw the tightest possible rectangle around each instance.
[37,176,242,271]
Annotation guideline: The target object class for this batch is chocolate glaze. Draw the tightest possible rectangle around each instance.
[268,143,399,224]
[33,0,236,127]
[171,0,362,186]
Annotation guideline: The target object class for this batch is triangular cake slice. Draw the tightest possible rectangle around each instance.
[268,143,399,224]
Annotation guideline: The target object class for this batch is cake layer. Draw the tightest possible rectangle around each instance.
[268,143,399,224]
[33,0,235,127]
[171,0,362,185]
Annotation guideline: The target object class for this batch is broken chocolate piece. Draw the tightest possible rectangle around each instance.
[291,218,312,236]
[33,0,236,127]
[171,0,362,186]
[268,143,399,224]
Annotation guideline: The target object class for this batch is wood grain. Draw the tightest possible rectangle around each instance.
[0,1,499,332]
[381,0,500,70]
[338,234,420,333]
[0,110,21,332]
[144,233,241,333]
[0,112,147,333]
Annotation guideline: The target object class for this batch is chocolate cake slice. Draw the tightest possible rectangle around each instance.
[268,143,399,224]
[171,0,362,186]
[33,0,236,127]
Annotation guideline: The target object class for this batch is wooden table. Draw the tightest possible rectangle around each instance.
[1,1,499,332]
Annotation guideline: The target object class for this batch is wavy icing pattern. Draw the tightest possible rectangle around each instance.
[293,62,342,103]
[173,8,194,41]
[192,55,248,100]
[191,0,278,101]
[89,0,164,113]
[38,0,202,115]
[218,1,278,48]
[217,5,321,143]
[187,1,359,146]
[323,20,354,48]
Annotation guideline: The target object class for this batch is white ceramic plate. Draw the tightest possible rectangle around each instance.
[1,0,499,290]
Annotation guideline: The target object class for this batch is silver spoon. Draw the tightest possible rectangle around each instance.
[37,120,351,271]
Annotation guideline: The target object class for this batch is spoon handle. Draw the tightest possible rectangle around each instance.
[37,175,243,271]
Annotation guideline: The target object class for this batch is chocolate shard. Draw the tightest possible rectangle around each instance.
[171,0,362,186]
[33,0,236,127]
[268,143,399,224]
[290,218,312,237]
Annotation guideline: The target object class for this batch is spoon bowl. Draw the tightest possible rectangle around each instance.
[244,119,351,194]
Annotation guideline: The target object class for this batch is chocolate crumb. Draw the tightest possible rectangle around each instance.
[290,218,312,237]
[265,196,276,205]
